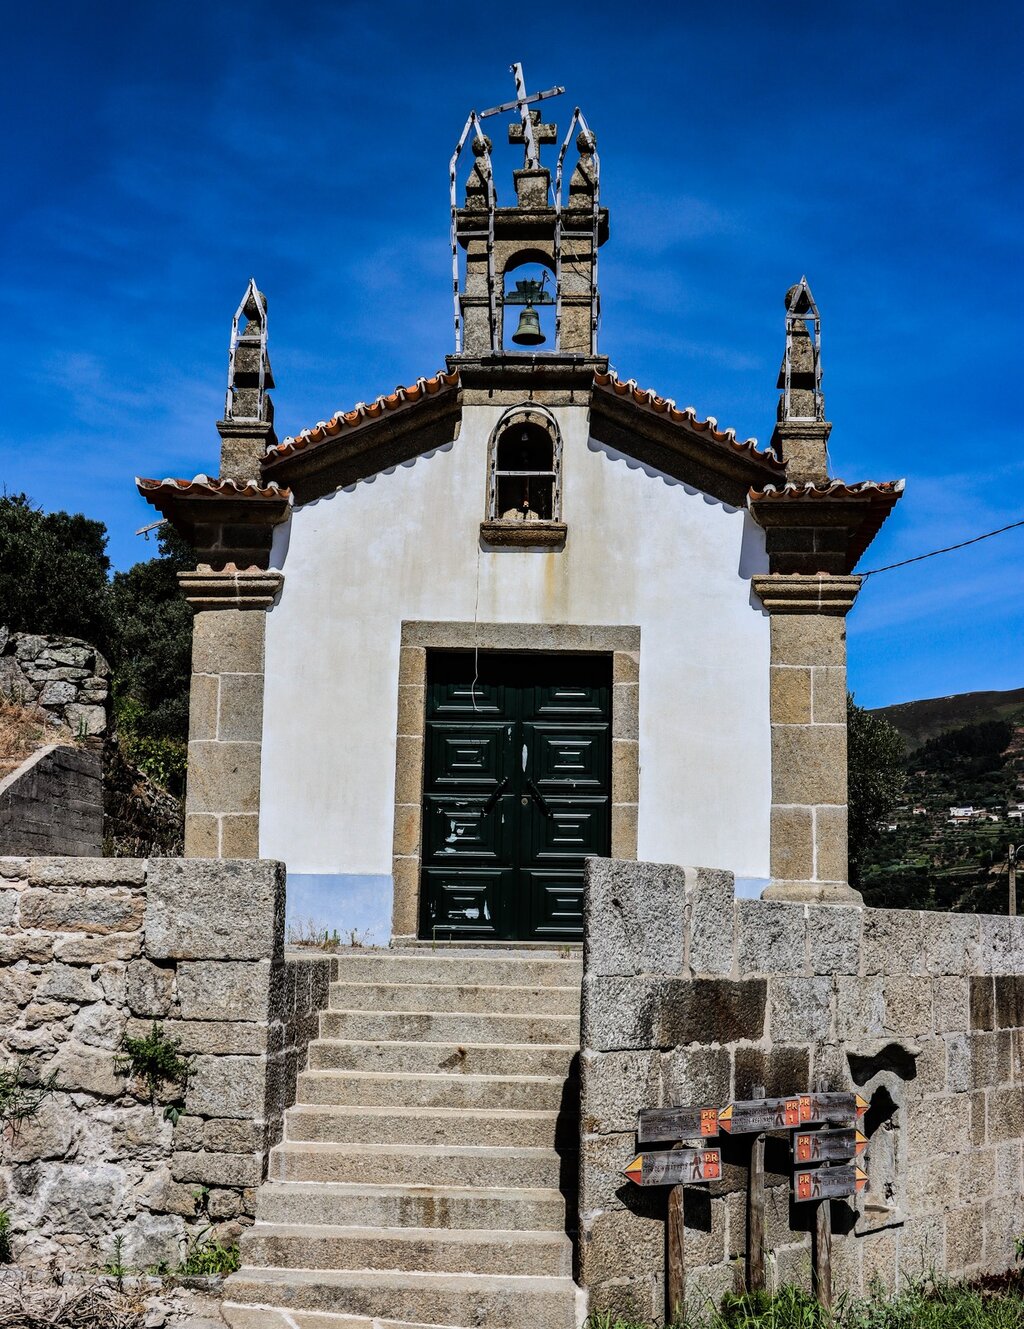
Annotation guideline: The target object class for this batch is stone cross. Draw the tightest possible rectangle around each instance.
[507,62,557,169]
[509,109,558,167]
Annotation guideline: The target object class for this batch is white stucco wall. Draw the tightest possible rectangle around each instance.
[260,402,772,938]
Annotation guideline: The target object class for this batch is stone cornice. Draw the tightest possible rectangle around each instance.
[751,573,861,616]
[178,569,284,612]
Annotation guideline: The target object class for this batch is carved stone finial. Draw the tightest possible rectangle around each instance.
[576,128,597,155]
[771,277,830,483]
[471,134,493,158]
[219,279,277,482]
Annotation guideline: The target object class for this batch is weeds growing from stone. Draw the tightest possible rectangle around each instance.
[114,1021,192,1117]
[175,1230,240,1277]
[0,1060,59,1147]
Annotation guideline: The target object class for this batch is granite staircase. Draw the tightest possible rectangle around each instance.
[223,948,584,1329]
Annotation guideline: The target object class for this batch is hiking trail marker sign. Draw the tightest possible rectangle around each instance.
[624,1148,722,1186]
[793,1128,868,1164]
[636,1106,718,1144]
[794,1163,869,1201]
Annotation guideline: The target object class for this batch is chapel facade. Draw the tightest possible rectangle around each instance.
[138,69,903,946]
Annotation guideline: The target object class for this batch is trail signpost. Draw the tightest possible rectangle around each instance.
[625,1085,871,1319]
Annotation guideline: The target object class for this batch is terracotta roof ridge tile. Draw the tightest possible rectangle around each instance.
[272,370,460,461]
[594,370,782,467]
[748,478,906,501]
[136,475,291,499]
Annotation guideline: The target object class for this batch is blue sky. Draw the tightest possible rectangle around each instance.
[1,1,1021,708]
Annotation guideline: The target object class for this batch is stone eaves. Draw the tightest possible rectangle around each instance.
[748,479,905,573]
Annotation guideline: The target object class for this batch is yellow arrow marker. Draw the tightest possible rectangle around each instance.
[854,1165,869,1192]
[854,1130,868,1155]
[855,1095,868,1115]
[624,1155,644,1185]
[718,1105,734,1133]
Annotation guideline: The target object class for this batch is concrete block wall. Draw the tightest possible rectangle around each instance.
[580,859,1024,1321]
[0,744,103,856]
[0,856,332,1271]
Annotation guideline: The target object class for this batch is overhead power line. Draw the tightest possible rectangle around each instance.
[859,517,1024,579]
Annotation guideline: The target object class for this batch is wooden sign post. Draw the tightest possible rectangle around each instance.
[627,1085,870,1310]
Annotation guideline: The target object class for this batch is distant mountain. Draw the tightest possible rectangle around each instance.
[872,687,1024,753]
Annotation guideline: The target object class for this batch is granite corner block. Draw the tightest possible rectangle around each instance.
[584,858,687,977]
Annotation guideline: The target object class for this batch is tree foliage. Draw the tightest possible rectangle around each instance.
[108,525,193,744]
[847,694,907,890]
[0,493,112,649]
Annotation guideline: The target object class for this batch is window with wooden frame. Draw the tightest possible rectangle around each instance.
[481,409,567,547]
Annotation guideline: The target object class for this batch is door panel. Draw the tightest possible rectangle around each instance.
[421,867,510,939]
[526,724,609,789]
[420,651,612,942]
[522,869,586,939]
[422,794,511,863]
[426,724,509,788]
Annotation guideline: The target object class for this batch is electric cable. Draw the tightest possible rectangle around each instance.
[860,517,1024,579]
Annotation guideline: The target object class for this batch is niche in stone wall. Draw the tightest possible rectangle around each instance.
[847,1041,919,1234]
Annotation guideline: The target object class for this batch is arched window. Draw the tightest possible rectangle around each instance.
[487,410,561,524]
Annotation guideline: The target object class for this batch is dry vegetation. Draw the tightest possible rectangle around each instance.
[0,698,77,781]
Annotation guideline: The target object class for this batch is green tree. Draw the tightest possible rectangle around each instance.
[848,694,907,892]
[0,493,111,648]
[109,525,193,745]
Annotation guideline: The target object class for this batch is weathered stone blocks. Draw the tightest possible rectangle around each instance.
[582,861,1024,1313]
[0,856,330,1271]
[146,859,284,961]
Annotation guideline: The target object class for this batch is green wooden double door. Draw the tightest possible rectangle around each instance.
[419,651,612,942]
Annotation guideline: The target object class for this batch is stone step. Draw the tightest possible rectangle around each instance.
[330,951,582,989]
[307,1038,579,1078]
[329,980,580,1016]
[223,1267,578,1329]
[224,1308,452,1329]
[284,1104,574,1149]
[295,1069,573,1111]
[319,1008,580,1046]
[268,1141,574,1190]
[241,1223,573,1277]
[255,1181,569,1231]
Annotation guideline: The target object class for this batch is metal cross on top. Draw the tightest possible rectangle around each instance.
[478,62,563,170]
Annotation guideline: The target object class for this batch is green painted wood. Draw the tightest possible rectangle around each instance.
[420,651,612,941]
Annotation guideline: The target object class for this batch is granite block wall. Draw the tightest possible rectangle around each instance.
[0,856,332,1271]
[580,859,1024,1321]
[0,744,103,856]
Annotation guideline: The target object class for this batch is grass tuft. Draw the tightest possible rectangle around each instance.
[584,1275,1024,1329]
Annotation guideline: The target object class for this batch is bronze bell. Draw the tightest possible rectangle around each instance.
[511,304,545,346]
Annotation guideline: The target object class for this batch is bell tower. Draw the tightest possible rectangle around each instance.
[449,64,609,362]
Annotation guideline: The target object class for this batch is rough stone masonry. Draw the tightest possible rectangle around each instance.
[580,859,1024,1320]
[0,857,332,1270]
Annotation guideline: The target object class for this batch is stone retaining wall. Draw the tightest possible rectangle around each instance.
[0,744,103,856]
[0,630,111,739]
[0,856,333,1271]
[580,859,1024,1321]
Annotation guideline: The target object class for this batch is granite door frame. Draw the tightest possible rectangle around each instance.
[391,621,641,943]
